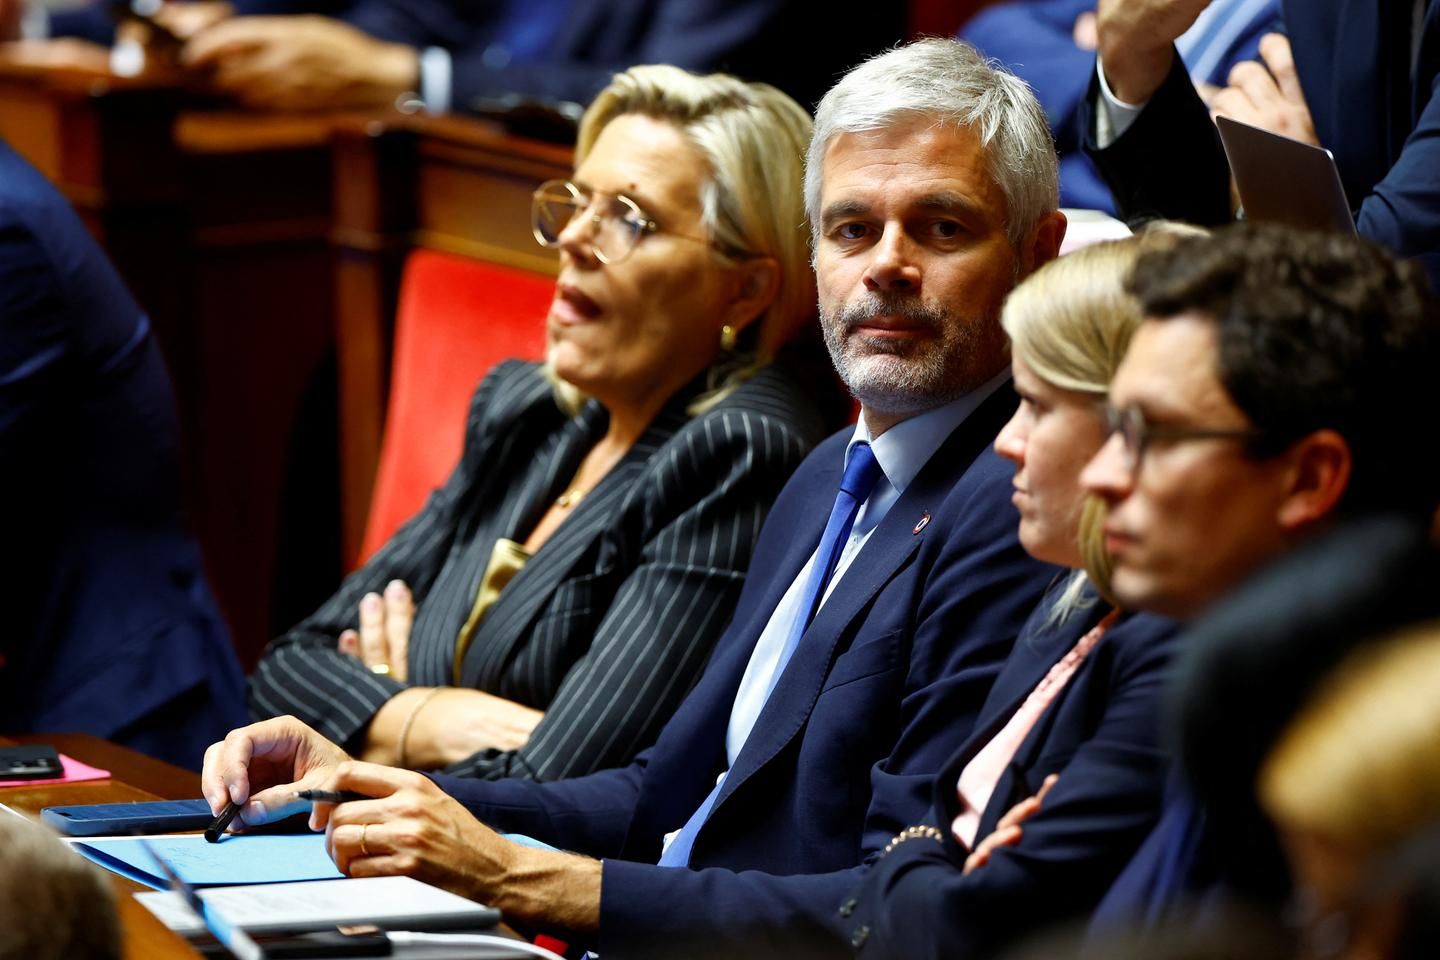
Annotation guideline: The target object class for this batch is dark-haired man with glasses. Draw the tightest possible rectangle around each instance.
[1081,221,1440,930]
[1084,223,1439,621]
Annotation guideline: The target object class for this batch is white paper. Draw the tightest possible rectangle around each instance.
[136,875,497,936]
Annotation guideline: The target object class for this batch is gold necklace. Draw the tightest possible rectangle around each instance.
[554,488,586,509]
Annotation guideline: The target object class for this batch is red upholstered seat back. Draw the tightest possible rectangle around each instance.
[359,249,553,562]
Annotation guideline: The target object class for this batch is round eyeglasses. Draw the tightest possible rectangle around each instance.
[530,179,721,264]
[1102,403,1264,477]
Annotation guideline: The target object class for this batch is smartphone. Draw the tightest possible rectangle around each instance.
[40,799,216,837]
[0,744,64,780]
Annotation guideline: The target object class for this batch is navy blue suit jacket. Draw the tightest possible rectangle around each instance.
[0,139,246,767]
[430,386,1054,958]
[1082,0,1440,286]
[842,584,1180,958]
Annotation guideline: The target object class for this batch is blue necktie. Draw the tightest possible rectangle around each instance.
[657,442,884,868]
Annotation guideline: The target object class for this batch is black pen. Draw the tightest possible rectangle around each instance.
[204,801,241,843]
[295,789,370,804]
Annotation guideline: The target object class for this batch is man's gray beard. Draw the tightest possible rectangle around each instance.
[820,295,986,417]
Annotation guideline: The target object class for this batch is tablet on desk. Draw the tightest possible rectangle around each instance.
[1215,114,1357,236]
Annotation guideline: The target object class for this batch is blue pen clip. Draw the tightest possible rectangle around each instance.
[140,839,265,960]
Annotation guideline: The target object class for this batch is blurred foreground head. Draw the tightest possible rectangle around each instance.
[0,815,119,960]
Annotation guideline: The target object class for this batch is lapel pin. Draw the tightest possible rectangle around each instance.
[913,512,931,535]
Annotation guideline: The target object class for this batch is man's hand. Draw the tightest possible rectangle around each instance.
[963,774,1059,875]
[1096,0,1213,104]
[338,579,414,681]
[182,15,419,111]
[201,716,351,831]
[320,761,602,930]
[1210,33,1318,146]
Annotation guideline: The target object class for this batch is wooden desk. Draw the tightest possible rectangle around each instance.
[329,114,571,562]
[0,733,202,959]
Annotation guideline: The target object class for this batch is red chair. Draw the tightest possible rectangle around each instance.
[357,249,554,563]
[908,0,989,37]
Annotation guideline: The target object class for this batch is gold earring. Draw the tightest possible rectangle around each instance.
[720,325,737,351]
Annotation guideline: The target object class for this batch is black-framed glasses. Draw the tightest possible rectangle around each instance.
[530,179,717,264]
[1102,403,1264,477]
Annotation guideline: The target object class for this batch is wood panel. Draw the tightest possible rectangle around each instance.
[329,114,570,563]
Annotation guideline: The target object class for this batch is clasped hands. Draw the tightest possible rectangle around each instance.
[330,580,543,768]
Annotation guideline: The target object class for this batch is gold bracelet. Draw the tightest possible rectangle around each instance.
[397,687,447,769]
[882,825,945,856]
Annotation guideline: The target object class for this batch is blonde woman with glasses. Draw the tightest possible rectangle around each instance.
[245,64,839,785]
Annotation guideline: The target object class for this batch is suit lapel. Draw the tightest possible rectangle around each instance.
[455,394,690,689]
[946,596,1099,775]
[709,388,1018,813]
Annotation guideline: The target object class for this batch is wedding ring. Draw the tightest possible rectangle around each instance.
[369,663,391,675]
[360,823,369,856]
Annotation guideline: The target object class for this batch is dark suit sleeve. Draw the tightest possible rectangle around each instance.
[442,405,814,782]
[962,0,1098,152]
[0,218,68,447]
[431,756,650,861]
[845,618,1178,959]
[588,458,1047,959]
[1356,70,1440,285]
[246,364,535,748]
[1081,51,1233,226]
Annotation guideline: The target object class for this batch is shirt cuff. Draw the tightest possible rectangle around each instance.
[419,46,453,115]
[1093,55,1149,148]
[21,0,49,39]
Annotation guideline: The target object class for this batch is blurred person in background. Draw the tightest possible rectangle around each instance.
[1260,622,1440,960]
[960,0,1280,212]
[0,134,246,767]
[2,0,900,115]
[1081,0,1440,286]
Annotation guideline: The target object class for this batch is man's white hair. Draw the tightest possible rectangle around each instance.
[805,38,1059,247]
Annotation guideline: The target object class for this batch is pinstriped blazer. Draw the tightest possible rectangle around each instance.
[249,357,833,781]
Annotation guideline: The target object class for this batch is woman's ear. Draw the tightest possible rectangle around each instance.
[723,256,781,335]
[1277,429,1353,533]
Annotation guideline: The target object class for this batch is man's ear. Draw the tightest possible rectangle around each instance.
[723,256,781,335]
[1277,429,1352,533]
[1019,210,1068,277]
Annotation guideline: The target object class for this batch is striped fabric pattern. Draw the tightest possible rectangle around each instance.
[249,359,829,782]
